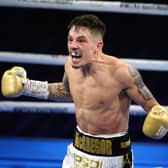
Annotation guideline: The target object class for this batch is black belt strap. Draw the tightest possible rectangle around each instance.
[73,128,131,156]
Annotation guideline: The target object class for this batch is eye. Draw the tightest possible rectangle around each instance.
[67,37,73,42]
[78,38,86,43]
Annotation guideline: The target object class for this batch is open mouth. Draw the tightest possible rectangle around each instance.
[70,51,82,58]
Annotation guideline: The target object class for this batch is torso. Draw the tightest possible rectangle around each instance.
[65,55,131,135]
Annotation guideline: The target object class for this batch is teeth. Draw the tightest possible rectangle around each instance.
[71,51,81,57]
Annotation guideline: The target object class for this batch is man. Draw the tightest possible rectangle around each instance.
[1,14,168,168]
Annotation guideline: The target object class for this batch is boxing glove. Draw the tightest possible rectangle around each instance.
[142,105,168,139]
[1,66,49,99]
[1,66,27,97]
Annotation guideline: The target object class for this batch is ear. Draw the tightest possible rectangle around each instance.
[95,41,104,52]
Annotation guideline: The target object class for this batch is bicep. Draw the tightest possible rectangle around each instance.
[125,66,157,111]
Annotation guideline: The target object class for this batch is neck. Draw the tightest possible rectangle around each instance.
[81,63,92,76]
[83,53,105,73]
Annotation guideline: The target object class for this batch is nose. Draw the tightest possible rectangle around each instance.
[69,41,78,50]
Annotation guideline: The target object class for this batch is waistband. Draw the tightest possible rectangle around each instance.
[73,127,131,156]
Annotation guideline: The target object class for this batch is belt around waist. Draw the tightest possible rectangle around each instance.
[73,128,131,156]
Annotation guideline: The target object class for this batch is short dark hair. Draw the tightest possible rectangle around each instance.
[68,14,106,38]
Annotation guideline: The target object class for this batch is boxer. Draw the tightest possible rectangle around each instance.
[2,14,168,168]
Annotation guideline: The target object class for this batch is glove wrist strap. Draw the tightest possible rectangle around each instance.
[22,79,49,99]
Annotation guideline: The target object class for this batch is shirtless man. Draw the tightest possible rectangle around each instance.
[1,14,168,168]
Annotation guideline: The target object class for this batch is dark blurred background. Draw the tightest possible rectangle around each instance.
[0,1,168,143]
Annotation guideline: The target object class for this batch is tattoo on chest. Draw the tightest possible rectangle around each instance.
[128,66,154,100]
[48,83,69,98]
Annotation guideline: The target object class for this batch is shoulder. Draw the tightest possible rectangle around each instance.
[106,55,138,86]
[64,56,71,72]
[116,62,141,89]
[104,54,130,73]
[103,54,127,66]
[64,56,70,66]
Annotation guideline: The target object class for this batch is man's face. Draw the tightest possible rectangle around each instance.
[67,26,98,68]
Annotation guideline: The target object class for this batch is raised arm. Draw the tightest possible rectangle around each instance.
[1,66,71,101]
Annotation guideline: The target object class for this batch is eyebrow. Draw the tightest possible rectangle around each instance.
[77,36,86,39]
[68,35,87,39]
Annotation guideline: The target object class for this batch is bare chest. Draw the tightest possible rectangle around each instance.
[68,71,122,108]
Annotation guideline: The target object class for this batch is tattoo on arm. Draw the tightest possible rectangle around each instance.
[128,66,154,100]
[48,83,70,99]
[48,74,71,99]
